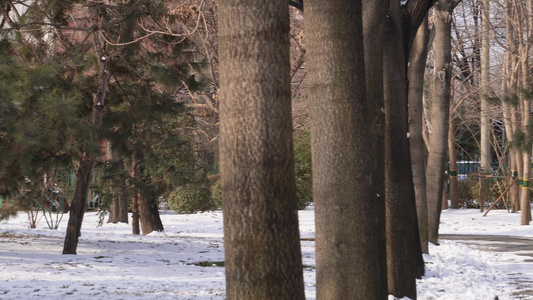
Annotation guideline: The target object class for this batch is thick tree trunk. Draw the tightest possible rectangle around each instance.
[362,0,389,296]
[306,0,383,298]
[138,191,163,235]
[408,14,430,254]
[218,0,305,299]
[383,2,424,298]
[427,0,453,245]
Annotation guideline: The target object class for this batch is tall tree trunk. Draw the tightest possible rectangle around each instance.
[218,0,305,299]
[63,19,110,254]
[519,0,533,225]
[363,0,389,296]
[506,0,523,211]
[480,0,491,171]
[408,14,430,254]
[503,0,519,212]
[448,110,460,209]
[130,154,140,235]
[383,2,424,297]
[427,0,454,245]
[448,77,459,209]
[306,0,383,298]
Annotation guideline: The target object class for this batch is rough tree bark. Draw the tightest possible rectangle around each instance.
[362,0,389,296]
[306,0,383,298]
[426,0,457,245]
[383,2,425,297]
[408,14,430,254]
[218,0,305,298]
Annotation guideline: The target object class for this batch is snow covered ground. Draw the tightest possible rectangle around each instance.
[1,207,532,299]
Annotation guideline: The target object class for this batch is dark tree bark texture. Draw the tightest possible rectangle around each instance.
[383,0,431,297]
[384,6,420,299]
[219,0,305,299]
[408,15,430,254]
[307,0,383,298]
[62,155,94,255]
[362,0,389,296]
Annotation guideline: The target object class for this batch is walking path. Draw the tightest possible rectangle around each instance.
[440,234,533,299]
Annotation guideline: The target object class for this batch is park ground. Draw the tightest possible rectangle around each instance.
[1,207,533,299]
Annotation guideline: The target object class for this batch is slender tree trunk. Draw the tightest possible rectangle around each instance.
[480,0,491,171]
[383,2,424,297]
[448,77,459,209]
[505,0,521,212]
[520,150,531,225]
[63,19,110,253]
[427,0,454,245]
[408,14,430,254]
[519,0,533,225]
[130,156,140,235]
[362,0,389,294]
[306,0,383,298]
[448,113,460,209]
[218,0,305,298]
[63,156,93,254]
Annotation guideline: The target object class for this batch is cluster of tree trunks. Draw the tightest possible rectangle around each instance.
[220,0,434,298]
[500,0,533,225]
